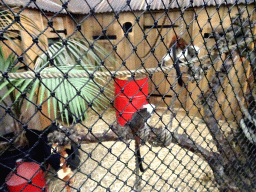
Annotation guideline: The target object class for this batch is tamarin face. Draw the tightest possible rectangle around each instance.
[142,104,155,115]
[162,36,188,63]
[127,104,155,133]
[169,36,188,50]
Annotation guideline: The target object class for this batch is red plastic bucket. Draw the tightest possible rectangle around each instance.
[6,161,47,192]
[115,75,148,126]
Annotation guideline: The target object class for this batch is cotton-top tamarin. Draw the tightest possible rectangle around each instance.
[126,104,155,172]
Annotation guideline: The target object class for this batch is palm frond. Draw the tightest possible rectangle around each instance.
[0,37,117,124]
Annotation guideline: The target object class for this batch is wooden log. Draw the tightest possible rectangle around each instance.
[77,124,217,162]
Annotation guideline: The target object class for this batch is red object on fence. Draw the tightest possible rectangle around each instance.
[115,76,148,126]
[6,160,47,192]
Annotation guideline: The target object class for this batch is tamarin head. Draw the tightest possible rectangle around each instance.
[126,104,155,129]
[169,36,188,50]
[142,104,155,114]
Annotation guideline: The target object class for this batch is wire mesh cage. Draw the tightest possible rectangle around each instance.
[0,0,256,191]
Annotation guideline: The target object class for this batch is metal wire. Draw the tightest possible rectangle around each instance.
[0,0,256,191]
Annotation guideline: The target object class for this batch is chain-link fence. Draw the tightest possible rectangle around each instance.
[0,0,256,191]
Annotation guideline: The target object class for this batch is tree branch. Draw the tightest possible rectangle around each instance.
[199,56,236,161]
[198,54,240,191]
[77,123,217,163]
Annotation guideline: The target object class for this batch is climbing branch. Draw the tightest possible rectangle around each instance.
[199,56,236,161]
[76,123,217,163]
[197,54,241,191]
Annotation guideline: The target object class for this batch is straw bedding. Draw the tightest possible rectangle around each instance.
[47,107,234,192]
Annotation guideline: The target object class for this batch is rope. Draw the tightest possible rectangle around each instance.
[1,56,209,79]
[179,0,185,36]
[1,38,248,80]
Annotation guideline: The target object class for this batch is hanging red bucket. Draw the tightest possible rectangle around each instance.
[6,160,47,192]
[115,75,148,126]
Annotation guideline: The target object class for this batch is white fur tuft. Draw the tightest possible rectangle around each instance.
[163,53,172,62]
[194,46,200,53]
[162,47,190,63]
[143,104,155,114]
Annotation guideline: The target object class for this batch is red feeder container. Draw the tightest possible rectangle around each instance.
[115,75,148,126]
[6,160,47,192]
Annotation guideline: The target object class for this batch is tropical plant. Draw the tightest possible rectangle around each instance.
[0,38,117,124]
[0,5,48,147]
[0,5,117,126]
[0,44,28,149]
[0,44,21,116]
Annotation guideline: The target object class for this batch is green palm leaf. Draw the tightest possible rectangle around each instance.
[35,39,116,124]
[0,38,117,125]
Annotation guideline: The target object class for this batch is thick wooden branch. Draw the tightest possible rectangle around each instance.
[79,131,118,143]
[198,55,240,191]
[77,124,218,163]
[198,56,237,162]
[170,132,218,162]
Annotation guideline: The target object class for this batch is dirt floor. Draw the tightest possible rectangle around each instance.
[47,107,235,192]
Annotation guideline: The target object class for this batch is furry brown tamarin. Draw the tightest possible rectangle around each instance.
[126,104,155,172]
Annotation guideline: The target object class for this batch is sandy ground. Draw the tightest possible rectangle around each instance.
[47,107,235,192]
